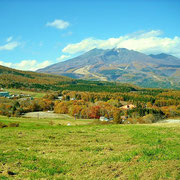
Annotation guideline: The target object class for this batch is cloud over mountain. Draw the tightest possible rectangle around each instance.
[0,60,51,71]
[56,55,71,61]
[62,30,180,57]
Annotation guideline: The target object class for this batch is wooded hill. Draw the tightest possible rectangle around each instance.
[0,65,138,93]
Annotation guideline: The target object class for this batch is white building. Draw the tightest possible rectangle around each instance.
[99,116,109,122]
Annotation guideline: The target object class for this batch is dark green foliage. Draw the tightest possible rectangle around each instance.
[128,108,164,118]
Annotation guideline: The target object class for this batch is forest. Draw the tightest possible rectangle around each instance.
[0,88,179,124]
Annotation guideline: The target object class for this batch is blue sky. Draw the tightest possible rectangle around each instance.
[0,0,180,70]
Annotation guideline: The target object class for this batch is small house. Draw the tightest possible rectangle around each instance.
[0,92,10,98]
[121,116,128,120]
[99,116,109,122]
[121,104,136,110]
[58,96,63,100]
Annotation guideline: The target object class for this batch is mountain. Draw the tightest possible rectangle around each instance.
[38,48,180,89]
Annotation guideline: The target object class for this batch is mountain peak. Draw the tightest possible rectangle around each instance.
[84,48,105,56]
[149,53,180,65]
[113,47,130,52]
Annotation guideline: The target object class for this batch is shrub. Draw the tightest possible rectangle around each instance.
[8,122,19,127]
[0,122,8,128]
[141,114,156,124]
[113,110,122,124]
[49,120,55,126]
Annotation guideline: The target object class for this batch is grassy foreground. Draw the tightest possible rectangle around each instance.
[0,116,180,179]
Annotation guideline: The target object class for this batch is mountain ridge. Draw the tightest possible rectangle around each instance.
[37,48,180,89]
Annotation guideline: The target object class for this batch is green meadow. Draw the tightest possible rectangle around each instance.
[4,89,45,98]
[0,116,180,179]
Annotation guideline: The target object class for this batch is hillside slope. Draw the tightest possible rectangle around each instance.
[38,48,180,89]
[0,65,72,91]
[0,65,137,93]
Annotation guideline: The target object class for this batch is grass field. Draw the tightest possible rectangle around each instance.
[4,89,45,98]
[0,116,180,179]
[22,112,93,126]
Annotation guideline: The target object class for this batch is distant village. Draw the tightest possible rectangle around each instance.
[0,88,138,123]
[99,104,136,122]
[0,89,33,100]
[57,94,136,122]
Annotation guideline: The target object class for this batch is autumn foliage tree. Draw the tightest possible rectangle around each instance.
[89,105,101,119]
[113,110,122,124]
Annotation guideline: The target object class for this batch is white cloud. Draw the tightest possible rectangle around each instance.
[56,55,71,61]
[62,38,102,54]
[127,30,163,38]
[6,36,13,42]
[0,41,19,51]
[14,60,51,71]
[62,30,180,57]
[0,61,12,67]
[0,60,51,71]
[46,19,70,30]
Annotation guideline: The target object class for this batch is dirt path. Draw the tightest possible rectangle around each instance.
[157,119,180,123]
[23,111,72,119]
